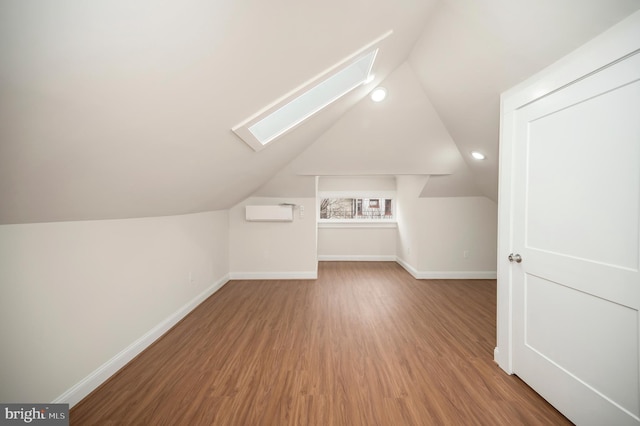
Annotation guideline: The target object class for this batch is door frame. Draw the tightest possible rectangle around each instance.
[495,10,640,375]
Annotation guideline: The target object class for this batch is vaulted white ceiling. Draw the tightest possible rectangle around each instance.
[409,0,640,200]
[1,0,638,224]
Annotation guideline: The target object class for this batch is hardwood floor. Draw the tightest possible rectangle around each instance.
[71,262,572,425]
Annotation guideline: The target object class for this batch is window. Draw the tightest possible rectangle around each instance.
[247,50,378,146]
[232,31,393,152]
[319,192,395,223]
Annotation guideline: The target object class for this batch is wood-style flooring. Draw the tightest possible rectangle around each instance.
[71,261,571,425]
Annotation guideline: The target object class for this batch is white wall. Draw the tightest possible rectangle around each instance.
[416,197,497,275]
[229,197,317,279]
[0,210,229,404]
[318,176,397,192]
[396,175,497,278]
[318,226,396,260]
[395,175,426,269]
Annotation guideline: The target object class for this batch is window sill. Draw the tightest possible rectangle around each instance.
[318,221,397,229]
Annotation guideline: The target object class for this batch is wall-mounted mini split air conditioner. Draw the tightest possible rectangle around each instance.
[245,205,294,222]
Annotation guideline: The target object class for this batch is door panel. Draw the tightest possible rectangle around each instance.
[512,51,640,425]
[525,274,639,416]
[526,79,640,270]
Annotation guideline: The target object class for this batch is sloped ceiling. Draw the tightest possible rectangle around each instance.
[290,64,463,177]
[409,0,640,200]
[267,63,485,198]
[1,1,639,224]
[0,0,437,224]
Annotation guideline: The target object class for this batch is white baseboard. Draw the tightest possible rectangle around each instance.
[395,257,497,279]
[413,270,497,279]
[229,271,317,280]
[318,255,396,262]
[53,274,230,407]
[395,257,419,277]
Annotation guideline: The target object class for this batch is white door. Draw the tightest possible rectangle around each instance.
[509,50,640,425]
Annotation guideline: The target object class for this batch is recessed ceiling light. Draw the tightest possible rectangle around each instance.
[371,87,387,102]
[471,151,486,160]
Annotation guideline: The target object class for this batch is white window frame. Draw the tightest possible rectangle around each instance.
[318,191,397,227]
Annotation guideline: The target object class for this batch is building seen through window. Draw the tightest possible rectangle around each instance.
[320,198,393,220]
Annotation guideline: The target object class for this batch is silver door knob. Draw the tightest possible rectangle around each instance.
[508,253,522,263]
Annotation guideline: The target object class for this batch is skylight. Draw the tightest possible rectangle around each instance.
[232,31,392,151]
[248,50,376,145]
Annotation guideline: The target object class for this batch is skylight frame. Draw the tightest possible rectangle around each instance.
[248,50,377,145]
[232,30,393,152]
